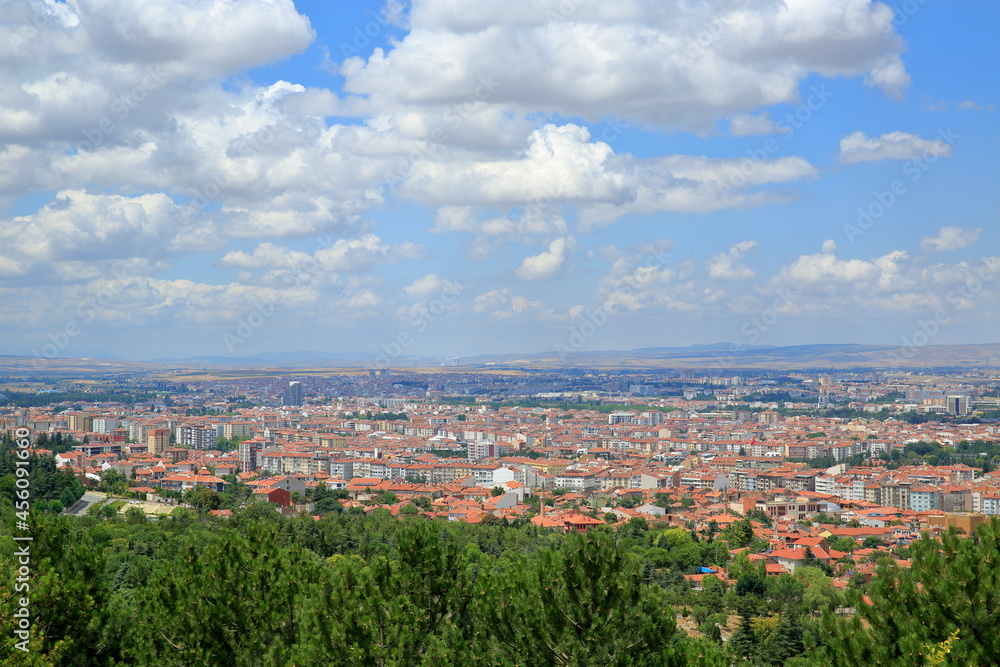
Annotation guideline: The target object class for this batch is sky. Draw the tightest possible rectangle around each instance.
[1,0,997,363]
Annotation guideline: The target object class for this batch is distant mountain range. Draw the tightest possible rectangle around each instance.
[460,342,1000,370]
[2,342,999,373]
[146,351,380,365]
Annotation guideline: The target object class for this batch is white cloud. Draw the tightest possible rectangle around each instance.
[839,130,952,164]
[408,124,817,229]
[921,227,982,253]
[706,241,758,280]
[217,235,425,274]
[404,273,451,297]
[728,113,790,137]
[516,237,575,280]
[472,287,561,320]
[344,0,909,132]
[956,100,994,112]
[0,190,194,280]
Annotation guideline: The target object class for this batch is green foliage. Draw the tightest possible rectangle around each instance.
[479,531,723,666]
[373,491,400,506]
[0,513,118,665]
[806,518,1000,666]
[124,524,323,666]
[651,492,674,509]
[293,520,480,665]
[728,610,758,660]
[745,508,773,526]
[762,606,806,665]
[862,535,886,549]
[721,518,755,549]
[795,566,845,614]
[13,478,1000,666]
[829,537,857,553]
[358,411,409,421]
[0,391,158,407]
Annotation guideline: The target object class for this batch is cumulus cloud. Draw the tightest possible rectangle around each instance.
[344,0,909,132]
[516,237,575,280]
[0,190,199,281]
[706,241,758,280]
[839,130,952,164]
[408,124,817,229]
[921,227,982,252]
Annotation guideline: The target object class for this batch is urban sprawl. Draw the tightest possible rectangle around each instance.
[6,367,1000,587]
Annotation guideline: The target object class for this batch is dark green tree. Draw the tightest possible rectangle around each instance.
[805,518,1000,666]
[478,531,724,666]
[763,606,806,665]
[721,519,755,549]
[124,524,323,666]
[292,520,482,665]
[727,609,758,661]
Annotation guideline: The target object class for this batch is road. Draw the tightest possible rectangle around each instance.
[62,491,107,516]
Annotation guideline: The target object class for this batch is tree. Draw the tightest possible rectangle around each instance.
[653,492,675,510]
[292,521,484,665]
[478,531,724,666]
[314,496,343,515]
[807,518,1000,666]
[745,508,773,526]
[721,518,755,549]
[728,608,758,661]
[0,514,119,664]
[862,535,886,549]
[491,486,506,497]
[830,537,857,553]
[681,496,695,508]
[373,491,399,506]
[97,468,127,494]
[763,606,806,665]
[796,566,844,614]
[189,486,223,511]
[124,523,324,666]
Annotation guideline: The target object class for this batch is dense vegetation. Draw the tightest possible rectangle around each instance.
[3,480,997,667]
[0,435,84,514]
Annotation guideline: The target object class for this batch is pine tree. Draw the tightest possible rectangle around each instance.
[805,517,1000,666]
[0,513,119,665]
[728,608,757,661]
[763,606,805,665]
[124,523,324,666]
[477,530,725,666]
[292,520,486,666]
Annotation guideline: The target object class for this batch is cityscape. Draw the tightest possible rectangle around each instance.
[3,358,1000,662]
[2,0,998,665]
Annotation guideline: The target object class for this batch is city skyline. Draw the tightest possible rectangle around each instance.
[1,0,997,363]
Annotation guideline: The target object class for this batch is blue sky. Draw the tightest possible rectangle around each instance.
[0,0,997,362]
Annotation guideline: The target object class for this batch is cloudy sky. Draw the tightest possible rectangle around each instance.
[1,0,997,362]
